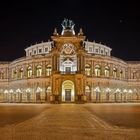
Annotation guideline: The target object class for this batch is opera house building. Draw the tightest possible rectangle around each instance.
[0,19,140,103]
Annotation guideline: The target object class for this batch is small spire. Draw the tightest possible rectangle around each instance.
[53,28,58,36]
[78,28,84,36]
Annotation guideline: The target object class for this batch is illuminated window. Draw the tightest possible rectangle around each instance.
[19,68,24,79]
[27,66,32,78]
[46,86,51,93]
[120,70,123,78]
[0,71,4,79]
[95,65,101,77]
[13,69,18,79]
[36,65,42,77]
[85,64,91,76]
[132,71,136,79]
[105,66,109,77]
[113,68,117,78]
[46,65,52,76]
[85,86,91,93]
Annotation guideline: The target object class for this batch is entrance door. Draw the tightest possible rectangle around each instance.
[65,67,71,73]
[62,80,75,102]
[65,89,71,101]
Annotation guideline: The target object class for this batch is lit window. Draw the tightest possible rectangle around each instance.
[85,64,91,76]
[120,70,123,78]
[85,86,91,93]
[13,69,18,79]
[105,66,109,77]
[0,71,4,79]
[27,66,32,78]
[46,86,51,93]
[19,68,24,79]
[113,68,117,78]
[95,65,101,77]
[132,71,136,79]
[36,65,42,77]
[46,65,52,76]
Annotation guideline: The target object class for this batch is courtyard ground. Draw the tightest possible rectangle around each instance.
[0,103,140,140]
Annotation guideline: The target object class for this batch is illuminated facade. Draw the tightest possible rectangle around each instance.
[0,19,140,103]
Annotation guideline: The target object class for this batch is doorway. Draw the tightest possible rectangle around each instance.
[62,80,75,102]
[65,89,71,101]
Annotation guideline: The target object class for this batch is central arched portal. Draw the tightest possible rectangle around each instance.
[62,80,75,102]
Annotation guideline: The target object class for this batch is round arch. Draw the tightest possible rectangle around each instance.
[61,80,75,102]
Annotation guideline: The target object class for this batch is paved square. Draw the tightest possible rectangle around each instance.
[0,103,140,140]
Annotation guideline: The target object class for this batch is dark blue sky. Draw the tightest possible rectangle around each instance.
[0,0,139,61]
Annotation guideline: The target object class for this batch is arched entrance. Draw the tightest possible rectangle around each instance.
[62,80,75,102]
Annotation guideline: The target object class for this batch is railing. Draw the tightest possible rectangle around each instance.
[61,71,76,74]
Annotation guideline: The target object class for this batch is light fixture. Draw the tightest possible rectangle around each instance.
[94,87,101,92]
[106,87,111,93]
[26,88,31,93]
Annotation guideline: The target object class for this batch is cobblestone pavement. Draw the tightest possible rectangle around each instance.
[0,103,140,140]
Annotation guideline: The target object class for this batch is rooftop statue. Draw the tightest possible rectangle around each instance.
[61,18,75,30]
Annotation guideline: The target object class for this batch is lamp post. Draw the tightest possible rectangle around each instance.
[26,88,31,102]
[9,89,13,102]
[105,87,111,102]
[4,89,9,102]
[128,89,133,102]
[94,87,101,102]
[16,89,21,102]
[134,89,138,100]
[115,88,121,102]
[36,87,42,102]
[123,89,127,102]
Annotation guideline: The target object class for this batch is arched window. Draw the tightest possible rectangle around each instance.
[85,86,91,93]
[0,71,4,79]
[105,66,110,77]
[120,70,123,78]
[46,65,52,76]
[95,65,101,77]
[46,86,51,93]
[113,68,117,78]
[13,69,18,79]
[27,66,32,78]
[85,64,91,76]
[19,68,24,79]
[36,65,42,77]
[132,71,136,79]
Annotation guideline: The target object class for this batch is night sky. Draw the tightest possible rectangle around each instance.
[0,0,139,61]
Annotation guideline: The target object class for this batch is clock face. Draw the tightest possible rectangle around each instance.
[62,43,75,55]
